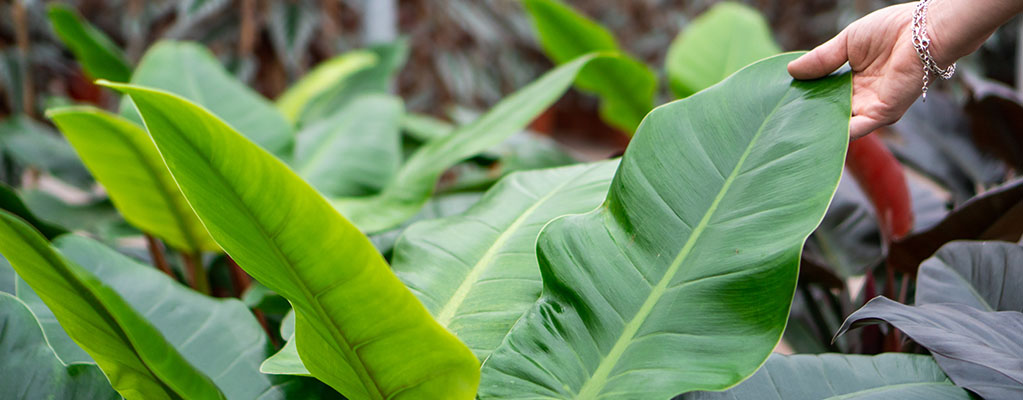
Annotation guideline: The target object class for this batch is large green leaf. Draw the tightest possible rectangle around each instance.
[916,241,1023,311]
[0,211,224,400]
[333,54,624,233]
[275,50,378,124]
[294,94,403,197]
[0,292,119,400]
[123,41,293,156]
[48,106,217,253]
[666,2,781,98]
[522,0,654,132]
[393,160,617,360]
[479,53,851,398]
[103,81,480,399]
[839,297,1023,400]
[683,353,969,399]
[47,4,132,82]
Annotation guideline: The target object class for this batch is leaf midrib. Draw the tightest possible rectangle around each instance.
[145,98,386,400]
[575,89,792,398]
[434,167,591,327]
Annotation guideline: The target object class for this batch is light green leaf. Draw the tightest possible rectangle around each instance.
[276,50,378,124]
[261,336,308,376]
[47,4,132,82]
[684,353,970,399]
[297,41,409,125]
[401,113,454,142]
[48,106,217,253]
[0,292,119,400]
[124,41,293,156]
[294,94,403,197]
[102,81,480,399]
[479,53,851,398]
[523,0,655,132]
[333,53,625,233]
[666,2,781,98]
[393,160,617,361]
[0,211,224,400]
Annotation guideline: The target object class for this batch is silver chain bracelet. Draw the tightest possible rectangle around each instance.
[912,0,956,101]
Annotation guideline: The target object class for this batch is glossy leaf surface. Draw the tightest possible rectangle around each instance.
[522,0,654,132]
[0,211,224,400]
[0,292,119,400]
[124,41,293,156]
[666,2,781,98]
[294,94,403,197]
[393,160,618,360]
[333,54,622,233]
[480,53,851,398]
[105,82,480,399]
[48,106,217,252]
[683,353,969,399]
[47,4,131,82]
[916,241,1023,311]
[839,297,1023,400]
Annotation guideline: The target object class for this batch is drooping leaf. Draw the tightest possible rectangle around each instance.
[0,181,67,240]
[889,179,1023,274]
[48,106,217,253]
[666,2,781,98]
[293,94,403,197]
[522,0,655,132]
[123,41,293,156]
[915,241,1023,311]
[46,4,132,82]
[275,50,378,124]
[394,160,617,361]
[846,133,915,240]
[297,41,409,125]
[964,74,1023,171]
[0,116,93,189]
[103,81,480,399]
[479,53,851,398]
[682,353,970,399]
[0,211,224,400]
[839,297,1023,400]
[333,54,626,233]
[0,292,119,400]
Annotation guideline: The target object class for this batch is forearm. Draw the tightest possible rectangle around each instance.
[929,0,1023,66]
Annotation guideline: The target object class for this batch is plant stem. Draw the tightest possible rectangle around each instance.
[143,234,174,277]
[798,284,840,353]
[181,252,210,295]
[226,257,251,297]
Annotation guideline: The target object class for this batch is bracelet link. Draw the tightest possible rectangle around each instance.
[912,0,956,101]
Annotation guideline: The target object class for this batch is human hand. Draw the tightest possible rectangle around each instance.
[787,3,928,139]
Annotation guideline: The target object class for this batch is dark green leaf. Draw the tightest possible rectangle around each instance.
[47,4,132,82]
[0,181,67,240]
[479,53,851,398]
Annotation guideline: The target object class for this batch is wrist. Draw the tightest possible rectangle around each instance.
[925,0,1022,67]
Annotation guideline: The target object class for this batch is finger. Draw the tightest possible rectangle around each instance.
[849,115,885,139]
[788,30,849,80]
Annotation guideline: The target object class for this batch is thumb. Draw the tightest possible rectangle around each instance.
[788,30,849,80]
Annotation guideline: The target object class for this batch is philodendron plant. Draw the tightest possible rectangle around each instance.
[0,47,853,398]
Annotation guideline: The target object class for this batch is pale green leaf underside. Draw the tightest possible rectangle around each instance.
[294,94,403,197]
[48,106,217,253]
[0,211,224,400]
[393,160,618,361]
[666,2,781,98]
[0,292,119,400]
[479,53,851,398]
[684,353,969,399]
[123,40,293,157]
[104,81,480,400]
[333,53,627,233]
